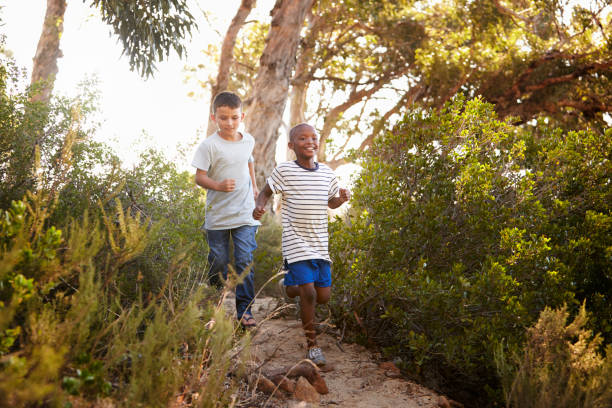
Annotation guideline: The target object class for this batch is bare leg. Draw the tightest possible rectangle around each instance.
[286,284,300,298]
[296,283,317,347]
[287,285,330,304]
[315,286,330,304]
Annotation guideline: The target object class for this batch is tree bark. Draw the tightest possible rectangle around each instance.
[245,0,315,187]
[207,0,256,136]
[31,0,67,103]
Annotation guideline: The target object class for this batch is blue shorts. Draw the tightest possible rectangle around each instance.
[284,259,332,287]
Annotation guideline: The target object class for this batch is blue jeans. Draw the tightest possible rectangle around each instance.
[206,225,258,319]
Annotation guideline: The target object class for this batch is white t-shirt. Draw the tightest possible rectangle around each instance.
[267,161,339,264]
[191,132,260,230]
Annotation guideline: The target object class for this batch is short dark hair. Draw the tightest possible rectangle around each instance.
[212,92,242,113]
[289,123,316,143]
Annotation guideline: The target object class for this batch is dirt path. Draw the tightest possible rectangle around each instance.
[225,294,450,408]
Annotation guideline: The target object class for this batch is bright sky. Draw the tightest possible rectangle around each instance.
[1,0,275,170]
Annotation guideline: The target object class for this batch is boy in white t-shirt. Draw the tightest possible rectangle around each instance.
[192,92,260,328]
[253,123,350,365]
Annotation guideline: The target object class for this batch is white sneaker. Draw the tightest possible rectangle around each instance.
[307,346,327,366]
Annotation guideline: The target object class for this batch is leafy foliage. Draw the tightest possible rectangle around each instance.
[498,303,612,408]
[412,0,612,128]
[190,0,610,169]
[90,0,197,77]
[0,44,245,407]
[329,96,611,405]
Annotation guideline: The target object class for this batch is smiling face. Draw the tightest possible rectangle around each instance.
[289,124,319,164]
[211,105,244,139]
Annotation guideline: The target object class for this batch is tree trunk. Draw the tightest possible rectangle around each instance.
[285,83,306,161]
[207,0,256,136]
[286,10,322,161]
[289,83,308,127]
[245,0,315,187]
[31,0,67,103]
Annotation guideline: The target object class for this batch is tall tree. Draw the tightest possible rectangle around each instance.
[411,0,612,129]
[289,0,424,166]
[206,0,257,136]
[31,0,67,103]
[31,0,197,103]
[244,0,315,187]
[192,0,610,174]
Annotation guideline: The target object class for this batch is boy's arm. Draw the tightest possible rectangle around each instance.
[253,183,273,220]
[195,168,236,192]
[328,188,351,209]
[248,162,259,199]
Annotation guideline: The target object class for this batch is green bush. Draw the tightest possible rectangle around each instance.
[0,43,246,407]
[329,96,611,405]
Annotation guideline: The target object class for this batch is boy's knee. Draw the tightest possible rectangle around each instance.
[208,256,229,270]
[316,287,331,304]
[234,254,253,269]
[300,286,317,304]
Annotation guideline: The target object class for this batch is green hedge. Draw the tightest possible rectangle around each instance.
[329,96,611,405]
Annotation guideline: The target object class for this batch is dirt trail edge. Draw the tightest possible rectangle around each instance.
[225,295,456,408]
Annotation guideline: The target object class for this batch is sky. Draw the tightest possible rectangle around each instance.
[1,0,276,171]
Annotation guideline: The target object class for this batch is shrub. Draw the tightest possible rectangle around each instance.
[499,303,612,408]
[0,46,246,407]
[329,96,610,405]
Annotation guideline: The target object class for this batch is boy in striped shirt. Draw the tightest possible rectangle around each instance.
[253,123,350,366]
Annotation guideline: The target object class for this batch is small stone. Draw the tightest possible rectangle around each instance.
[437,396,451,408]
[255,376,280,396]
[311,374,329,394]
[379,361,401,378]
[293,376,320,403]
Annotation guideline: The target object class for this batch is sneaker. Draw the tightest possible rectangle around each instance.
[307,346,327,366]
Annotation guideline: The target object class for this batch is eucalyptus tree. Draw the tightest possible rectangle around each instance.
[412,0,611,129]
[289,0,425,167]
[32,0,197,103]
[243,0,315,186]
[191,0,610,176]
[305,0,611,166]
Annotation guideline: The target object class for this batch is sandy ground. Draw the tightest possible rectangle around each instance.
[224,294,448,408]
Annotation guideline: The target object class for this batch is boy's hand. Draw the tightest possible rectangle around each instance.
[217,179,236,192]
[252,205,266,220]
[339,188,351,203]
[253,187,260,201]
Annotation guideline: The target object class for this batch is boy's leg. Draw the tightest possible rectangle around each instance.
[288,277,330,304]
[297,282,318,347]
[286,284,300,298]
[206,229,230,289]
[286,260,331,359]
[315,286,331,304]
[231,225,258,321]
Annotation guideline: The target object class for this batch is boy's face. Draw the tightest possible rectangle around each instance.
[211,106,244,137]
[289,125,319,160]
